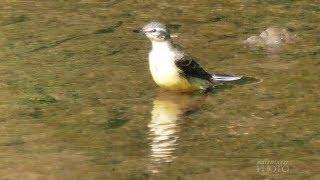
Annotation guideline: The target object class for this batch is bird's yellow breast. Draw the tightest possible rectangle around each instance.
[148,43,210,92]
[149,54,209,91]
[152,71,196,92]
[149,51,195,91]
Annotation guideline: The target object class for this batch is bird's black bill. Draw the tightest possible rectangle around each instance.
[132,28,145,35]
[132,28,140,33]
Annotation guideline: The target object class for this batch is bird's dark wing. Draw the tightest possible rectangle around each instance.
[174,56,213,82]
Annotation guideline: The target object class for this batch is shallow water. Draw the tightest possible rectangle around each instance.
[0,0,319,179]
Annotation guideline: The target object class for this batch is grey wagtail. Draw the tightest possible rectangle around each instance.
[141,22,242,92]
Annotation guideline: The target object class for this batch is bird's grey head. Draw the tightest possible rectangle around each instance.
[141,22,170,42]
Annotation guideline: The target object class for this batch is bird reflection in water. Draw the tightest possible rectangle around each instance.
[147,91,206,173]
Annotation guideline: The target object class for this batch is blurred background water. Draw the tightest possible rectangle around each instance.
[0,0,319,179]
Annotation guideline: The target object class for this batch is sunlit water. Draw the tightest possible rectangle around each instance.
[0,1,319,179]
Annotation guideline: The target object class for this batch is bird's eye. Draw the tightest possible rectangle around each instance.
[150,29,156,33]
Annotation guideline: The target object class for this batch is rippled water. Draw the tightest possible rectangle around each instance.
[0,1,319,179]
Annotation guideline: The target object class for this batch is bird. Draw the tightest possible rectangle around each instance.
[141,22,242,92]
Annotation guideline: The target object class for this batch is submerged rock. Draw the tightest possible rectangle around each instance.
[245,35,264,47]
[244,27,297,49]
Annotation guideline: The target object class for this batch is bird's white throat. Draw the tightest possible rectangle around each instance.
[149,40,176,67]
[149,40,175,66]
[151,40,173,52]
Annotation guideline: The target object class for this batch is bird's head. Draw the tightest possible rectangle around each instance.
[141,22,170,42]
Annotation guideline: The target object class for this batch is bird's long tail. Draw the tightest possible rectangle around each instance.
[211,74,242,82]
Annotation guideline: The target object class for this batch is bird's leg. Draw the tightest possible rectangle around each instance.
[203,86,214,94]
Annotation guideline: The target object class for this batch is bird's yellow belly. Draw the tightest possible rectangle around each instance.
[153,73,196,91]
[150,65,202,92]
[148,51,210,92]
